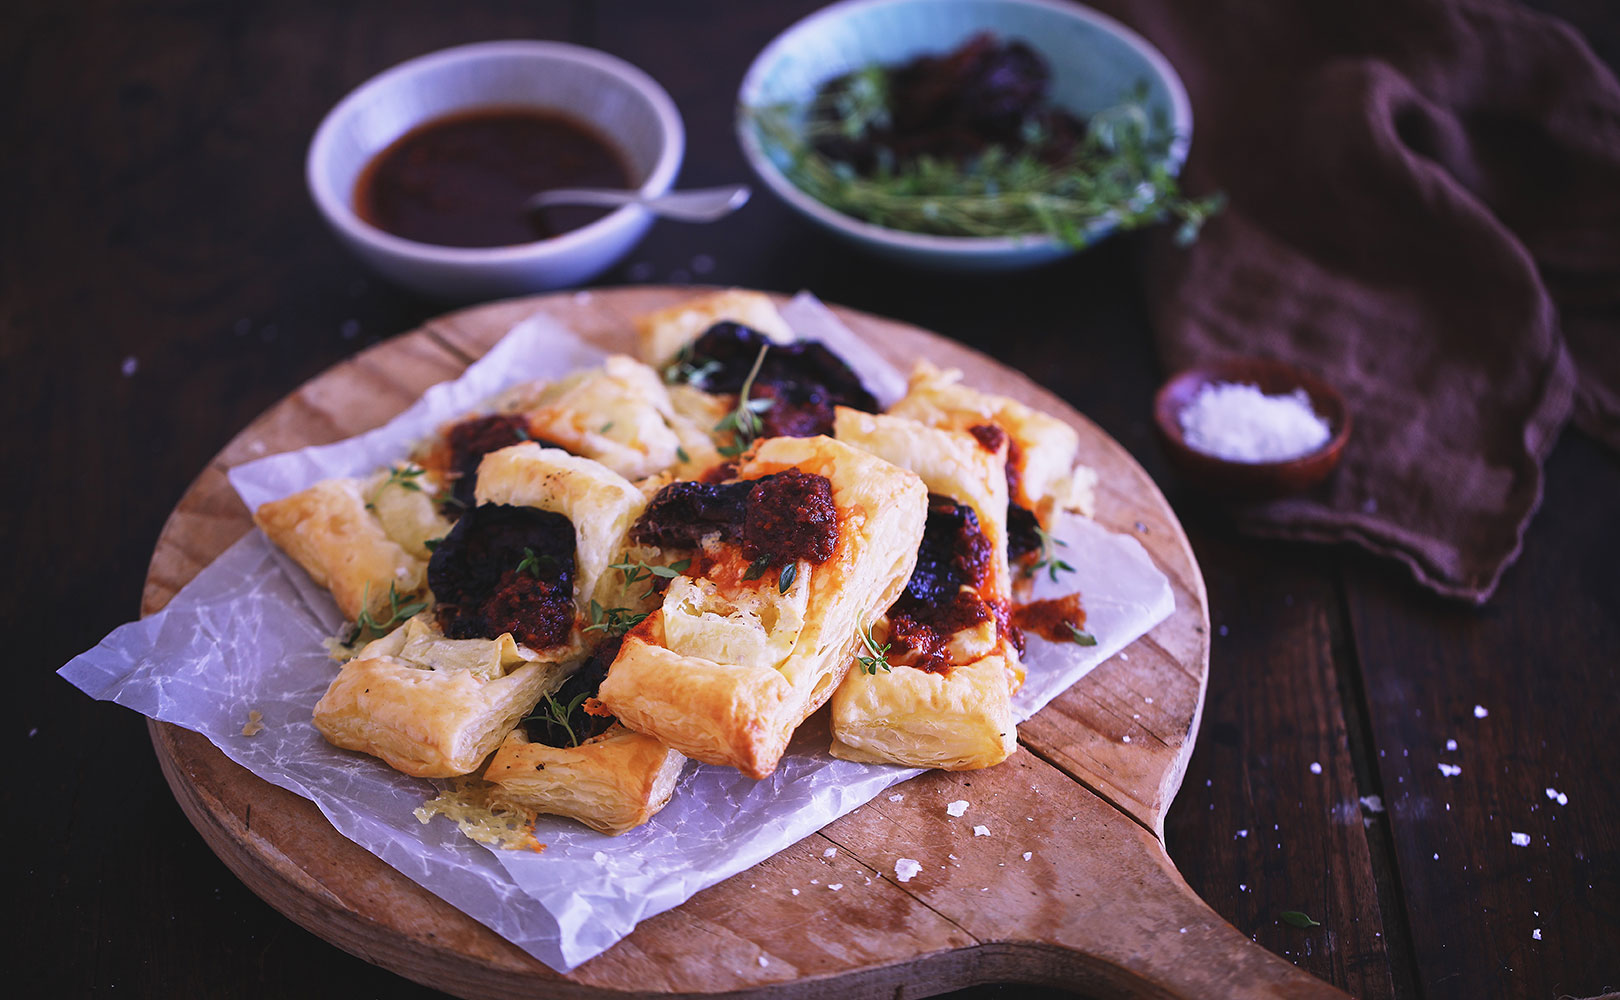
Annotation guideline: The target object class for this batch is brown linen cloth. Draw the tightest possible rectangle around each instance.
[1089,0,1620,601]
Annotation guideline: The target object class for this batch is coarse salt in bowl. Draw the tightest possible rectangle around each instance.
[1153,359,1352,499]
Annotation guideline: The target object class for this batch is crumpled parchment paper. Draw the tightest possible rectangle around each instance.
[60,293,1175,972]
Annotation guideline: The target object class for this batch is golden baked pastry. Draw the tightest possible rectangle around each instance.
[312,614,571,777]
[597,435,928,778]
[252,464,451,622]
[829,409,1020,770]
[484,724,686,836]
[634,288,794,368]
[888,359,1098,525]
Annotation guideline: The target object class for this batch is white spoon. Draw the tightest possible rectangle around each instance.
[526,183,751,222]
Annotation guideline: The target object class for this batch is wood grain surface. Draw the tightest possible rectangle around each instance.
[140,288,1335,998]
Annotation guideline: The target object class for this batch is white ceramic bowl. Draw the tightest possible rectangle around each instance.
[736,0,1192,271]
[308,40,683,300]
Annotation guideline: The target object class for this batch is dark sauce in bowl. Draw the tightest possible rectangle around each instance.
[354,107,634,248]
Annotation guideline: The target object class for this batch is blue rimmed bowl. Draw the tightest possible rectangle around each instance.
[736,0,1192,271]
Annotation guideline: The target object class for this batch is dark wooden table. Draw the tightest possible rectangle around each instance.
[11,2,1617,998]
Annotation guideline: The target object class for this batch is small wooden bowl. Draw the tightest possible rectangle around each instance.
[1153,358,1352,499]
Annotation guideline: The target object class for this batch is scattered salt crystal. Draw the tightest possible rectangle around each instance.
[1178,381,1331,463]
[828,883,843,891]
[1236,829,1249,838]
[1510,832,1530,847]
[758,955,769,967]
[1474,705,1489,718]
[1310,762,1323,775]
[1438,763,1462,777]
[1446,739,1458,751]
[1359,795,1384,813]
[895,859,923,882]
[888,793,904,802]
[592,851,608,864]
[1180,927,1187,934]
[946,799,969,817]
[1545,787,1568,806]
[1022,851,1033,861]
[1532,928,1542,941]
[120,356,138,376]
[1146,697,1154,704]
[948,854,958,860]
[1123,735,1132,743]
[973,825,990,837]
[824,847,837,858]
[791,888,799,895]
[1239,883,1249,892]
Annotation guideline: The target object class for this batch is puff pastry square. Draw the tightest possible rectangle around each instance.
[598,435,928,778]
[312,615,571,777]
[253,465,450,622]
[634,289,794,368]
[888,359,1098,524]
[484,725,687,835]
[829,409,1021,770]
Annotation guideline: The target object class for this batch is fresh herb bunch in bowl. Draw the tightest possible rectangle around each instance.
[737,0,1217,270]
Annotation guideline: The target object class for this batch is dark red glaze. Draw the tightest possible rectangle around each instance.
[742,470,838,565]
[1012,592,1087,644]
[428,504,576,650]
[633,469,840,567]
[968,422,1008,454]
[884,494,997,673]
[680,321,878,437]
[887,590,994,674]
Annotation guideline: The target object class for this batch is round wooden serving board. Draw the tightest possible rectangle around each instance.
[143,288,1346,999]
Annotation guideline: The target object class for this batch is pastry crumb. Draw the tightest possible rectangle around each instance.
[946,799,969,817]
[895,858,922,882]
[241,710,264,736]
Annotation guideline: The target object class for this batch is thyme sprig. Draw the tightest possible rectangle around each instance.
[583,599,650,637]
[525,691,592,748]
[345,582,428,645]
[715,343,773,457]
[1027,525,1075,583]
[855,621,893,675]
[610,557,692,599]
[516,547,560,579]
[747,83,1223,247]
[365,464,427,511]
[662,343,722,387]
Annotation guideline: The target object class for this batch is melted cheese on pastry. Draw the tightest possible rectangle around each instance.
[598,435,928,779]
[520,355,687,481]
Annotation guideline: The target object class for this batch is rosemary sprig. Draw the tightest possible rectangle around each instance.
[714,343,773,457]
[747,84,1222,247]
[583,599,650,637]
[365,464,427,511]
[345,582,428,645]
[525,691,592,748]
[855,621,893,675]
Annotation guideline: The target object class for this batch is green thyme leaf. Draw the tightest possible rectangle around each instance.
[1280,911,1322,929]
[714,343,772,452]
[778,562,798,594]
[675,445,691,464]
[345,582,428,645]
[1065,623,1098,646]
[856,620,893,675]
[743,554,772,581]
